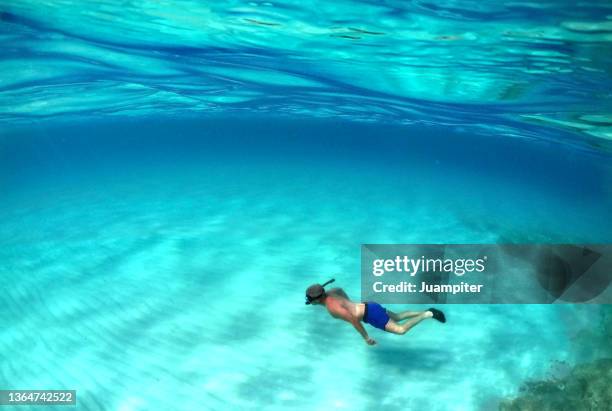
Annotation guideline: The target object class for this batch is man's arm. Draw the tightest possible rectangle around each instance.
[351,319,368,339]
[333,303,376,346]
[353,320,376,345]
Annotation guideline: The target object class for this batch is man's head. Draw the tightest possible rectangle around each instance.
[305,284,326,305]
[305,278,336,305]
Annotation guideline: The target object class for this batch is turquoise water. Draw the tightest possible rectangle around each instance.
[1,1,612,411]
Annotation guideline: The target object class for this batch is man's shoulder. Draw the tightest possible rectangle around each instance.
[328,287,349,298]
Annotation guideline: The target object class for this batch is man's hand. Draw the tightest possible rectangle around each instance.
[365,337,376,346]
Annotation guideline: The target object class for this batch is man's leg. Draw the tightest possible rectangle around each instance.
[384,311,433,335]
[386,309,425,322]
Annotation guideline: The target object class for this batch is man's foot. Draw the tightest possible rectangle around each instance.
[428,308,446,323]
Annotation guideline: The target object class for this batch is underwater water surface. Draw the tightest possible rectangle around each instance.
[1,1,612,411]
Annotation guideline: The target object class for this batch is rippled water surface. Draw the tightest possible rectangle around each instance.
[1,0,612,149]
[1,1,612,411]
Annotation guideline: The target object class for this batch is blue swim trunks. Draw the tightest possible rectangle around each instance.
[363,302,390,330]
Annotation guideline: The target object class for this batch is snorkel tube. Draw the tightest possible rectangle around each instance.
[305,278,335,304]
[321,278,335,288]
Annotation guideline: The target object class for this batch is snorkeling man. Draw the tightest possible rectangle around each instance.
[305,279,445,345]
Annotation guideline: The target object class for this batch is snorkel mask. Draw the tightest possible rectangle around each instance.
[305,278,335,304]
